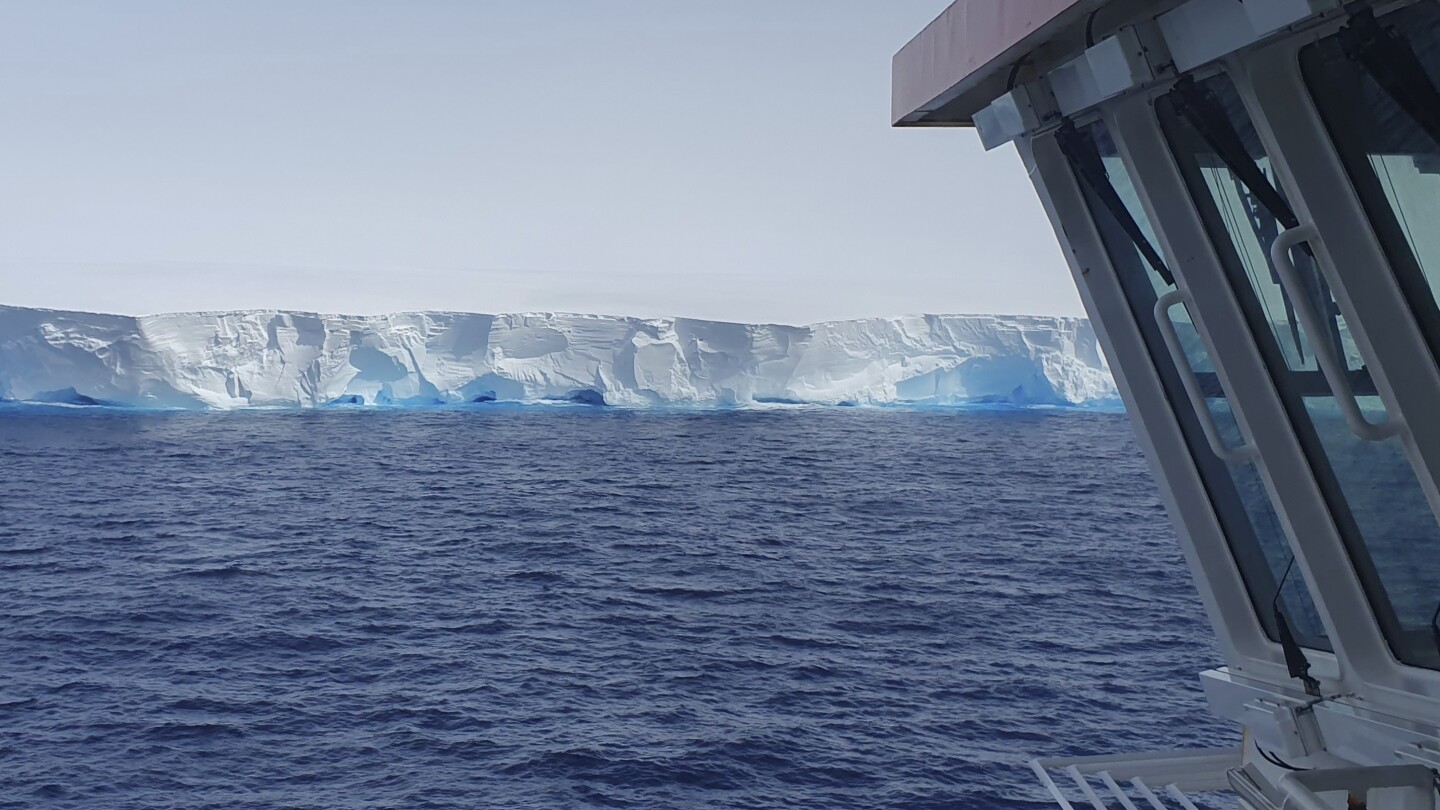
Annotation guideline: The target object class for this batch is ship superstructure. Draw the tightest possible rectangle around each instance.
[893,2,1440,808]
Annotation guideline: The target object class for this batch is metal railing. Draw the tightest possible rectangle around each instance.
[1030,747,1242,809]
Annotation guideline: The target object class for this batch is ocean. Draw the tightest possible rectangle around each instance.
[0,406,1230,808]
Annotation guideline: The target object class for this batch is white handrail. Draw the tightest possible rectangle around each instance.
[1153,289,1258,464]
[1099,771,1141,810]
[1269,224,1404,442]
[1130,777,1169,810]
[1164,784,1202,810]
[1066,765,1111,810]
[1030,758,1078,810]
[1031,747,1240,808]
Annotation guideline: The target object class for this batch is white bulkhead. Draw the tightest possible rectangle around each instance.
[895,1,1440,807]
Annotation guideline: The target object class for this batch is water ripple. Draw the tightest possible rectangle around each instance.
[0,407,1230,808]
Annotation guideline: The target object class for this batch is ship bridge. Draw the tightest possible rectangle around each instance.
[894,1,1440,808]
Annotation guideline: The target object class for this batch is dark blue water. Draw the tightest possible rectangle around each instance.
[0,407,1230,809]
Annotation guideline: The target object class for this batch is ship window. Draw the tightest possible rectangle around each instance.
[1060,120,1330,651]
[1300,3,1440,374]
[1158,72,1440,670]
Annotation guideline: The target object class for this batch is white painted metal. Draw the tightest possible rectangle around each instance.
[1242,0,1340,37]
[1152,289,1258,463]
[1104,95,1354,689]
[1099,771,1141,810]
[1236,19,1440,709]
[893,2,1440,806]
[1105,31,1440,732]
[1229,765,1283,810]
[1243,19,1440,507]
[1036,755,1082,807]
[1242,699,1311,758]
[1399,741,1440,772]
[974,85,1044,151]
[1163,784,1202,810]
[1050,52,1104,117]
[1309,698,1440,768]
[1131,778,1169,810]
[1158,0,1266,72]
[1065,764,1110,810]
[972,107,1009,150]
[1031,757,1079,810]
[1157,0,1339,73]
[1020,132,1297,679]
[1022,46,1440,810]
[1088,28,1154,98]
[1052,29,1156,117]
[1037,747,1240,791]
[1201,669,1319,758]
[1031,747,1241,809]
[1268,224,1403,441]
[1279,764,1437,810]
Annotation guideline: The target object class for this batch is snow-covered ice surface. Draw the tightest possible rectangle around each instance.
[0,305,1116,409]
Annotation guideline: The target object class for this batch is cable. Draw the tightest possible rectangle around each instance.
[1085,10,1101,47]
[1257,745,1310,772]
[1006,54,1030,91]
[1272,556,1296,613]
[1378,156,1425,278]
[1430,601,1440,664]
[1270,556,1323,696]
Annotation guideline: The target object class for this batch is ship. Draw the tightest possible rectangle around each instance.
[892,1,1440,808]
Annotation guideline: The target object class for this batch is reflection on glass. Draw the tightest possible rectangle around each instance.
[1166,304,1329,643]
[1158,72,1440,670]
[1302,3,1440,354]
[1064,121,1330,650]
[1193,159,1362,372]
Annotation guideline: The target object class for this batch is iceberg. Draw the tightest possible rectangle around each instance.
[0,305,1116,409]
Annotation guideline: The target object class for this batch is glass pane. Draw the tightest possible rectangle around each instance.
[1311,397,1440,648]
[1158,72,1440,670]
[1199,172,1362,372]
[1301,3,1440,355]
[1069,121,1330,650]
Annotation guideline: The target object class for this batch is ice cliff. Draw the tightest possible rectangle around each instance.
[0,305,1116,409]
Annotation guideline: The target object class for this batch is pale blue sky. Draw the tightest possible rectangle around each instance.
[0,1,1077,324]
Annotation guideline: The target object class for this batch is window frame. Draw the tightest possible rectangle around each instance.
[1236,5,1440,706]
[1062,115,1334,654]
[1018,123,1338,689]
[1297,2,1440,363]
[1001,0,1440,744]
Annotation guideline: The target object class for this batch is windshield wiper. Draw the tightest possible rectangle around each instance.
[1164,78,1353,371]
[1056,121,1176,286]
[1432,602,1440,666]
[1274,558,1322,697]
[1166,78,1307,356]
[1339,5,1440,151]
[1226,170,1308,362]
[1166,78,1298,231]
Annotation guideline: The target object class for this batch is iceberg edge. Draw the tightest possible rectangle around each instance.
[0,306,1118,411]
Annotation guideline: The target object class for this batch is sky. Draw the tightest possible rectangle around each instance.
[0,1,1078,325]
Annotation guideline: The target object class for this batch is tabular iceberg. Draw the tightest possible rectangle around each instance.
[0,305,1116,409]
